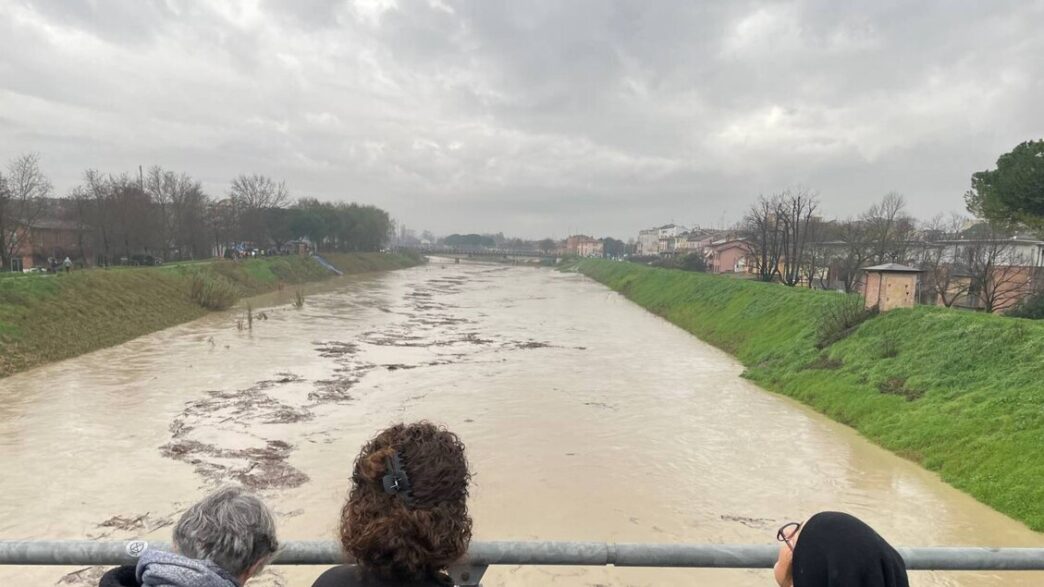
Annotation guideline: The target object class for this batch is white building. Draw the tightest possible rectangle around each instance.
[637,224,688,255]
[673,228,723,255]
[933,238,1044,268]
[637,228,660,256]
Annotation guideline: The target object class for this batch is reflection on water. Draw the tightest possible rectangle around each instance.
[0,258,1041,586]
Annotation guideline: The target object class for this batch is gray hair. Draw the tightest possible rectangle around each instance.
[172,486,279,578]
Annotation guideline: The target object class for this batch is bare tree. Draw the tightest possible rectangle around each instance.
[777,188,819,286]
[832,219,872,293]
[801,216,829,288]
[109,173,161,260]
[83,169,113,265]
[743,195,785,282]
[229,174,290,209]
[67,186,93,264]
[230,171,290,207]
[817,194,914,293]
[965,222,1036,313]
[146,167,210,260]
[145,166,174,257]
[0,153,51,271]
[229,174,289,245]
[917,213,969,307]
[175,182,212,259]
[862,192,916,264]
[743,189,820,285]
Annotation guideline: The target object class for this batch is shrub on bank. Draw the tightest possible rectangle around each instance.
[629,253,707,272]
[1006,292,1044,319]
[575,259,1044,531]
[188,271,239,310]
[815,294,876,348]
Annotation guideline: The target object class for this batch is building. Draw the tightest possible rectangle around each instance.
[656,224,688,255]
[706,238,750,274]
[929,237,1043,313]
[565,235,604,257]
[636,224,688,256]
[10,218,90,271]
[932,237,1044,268]
[636,228,659,256]
[862,263,922,311]
[673,228,723,255]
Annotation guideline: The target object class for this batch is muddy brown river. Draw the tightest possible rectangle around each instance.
[1,259,1041,586]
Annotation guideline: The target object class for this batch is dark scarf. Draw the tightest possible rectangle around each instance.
[792,511,909,587]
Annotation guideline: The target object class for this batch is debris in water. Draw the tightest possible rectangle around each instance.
[57,566,108,586]
[88,511,177,540]
[508,340,553,350]
[308,377,357,403]
[720,514,774,529]
[313,340,359,357]
[98,513,149,531]
[161,439,310,490]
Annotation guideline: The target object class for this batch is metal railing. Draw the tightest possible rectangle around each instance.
[2,541,1042,586]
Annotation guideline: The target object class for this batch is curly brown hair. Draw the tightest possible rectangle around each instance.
[340,422,472,580]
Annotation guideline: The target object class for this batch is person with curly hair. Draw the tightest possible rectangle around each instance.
[312,422,472,587]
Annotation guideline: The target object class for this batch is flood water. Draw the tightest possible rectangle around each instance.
[1,258,1042,586]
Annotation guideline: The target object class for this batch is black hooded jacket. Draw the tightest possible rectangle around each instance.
[792,511,909,587]
[311,565,454,587]
[98,565,140,587]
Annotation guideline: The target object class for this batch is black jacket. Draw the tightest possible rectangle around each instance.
[311,565,454,587]
[98,565,141,587]
[793,511,909,587]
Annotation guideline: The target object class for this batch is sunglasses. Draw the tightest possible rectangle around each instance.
[776,521,801,551]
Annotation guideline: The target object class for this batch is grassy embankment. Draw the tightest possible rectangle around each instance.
[0,252,424,378]
[573,259,1044,531]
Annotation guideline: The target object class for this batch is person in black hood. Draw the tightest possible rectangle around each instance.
[773,511,909,587]
[99,486,279,587]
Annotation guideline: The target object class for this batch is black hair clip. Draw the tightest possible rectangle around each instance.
[381,451,415,506]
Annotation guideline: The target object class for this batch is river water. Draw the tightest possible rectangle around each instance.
[0,259,1041,586]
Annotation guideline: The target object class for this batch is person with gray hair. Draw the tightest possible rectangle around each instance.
[99,486,279,587]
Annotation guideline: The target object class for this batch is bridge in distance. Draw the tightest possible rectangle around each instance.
[397,245,558,262]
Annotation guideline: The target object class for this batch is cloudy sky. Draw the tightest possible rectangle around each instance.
[2,1,1042,238]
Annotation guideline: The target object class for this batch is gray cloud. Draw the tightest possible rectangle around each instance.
[2,0,1043,238]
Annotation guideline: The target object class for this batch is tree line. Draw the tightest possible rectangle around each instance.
[742,189,917,290]
[739,138,1044,315]
[739,190,1041,310]
[0,154,392,269]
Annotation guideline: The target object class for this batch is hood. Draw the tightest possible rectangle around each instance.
[135,550,240,587]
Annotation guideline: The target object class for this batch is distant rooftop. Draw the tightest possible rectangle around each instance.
[863,263,922,272]
[32,218,82,231]
[934,237,1044,246]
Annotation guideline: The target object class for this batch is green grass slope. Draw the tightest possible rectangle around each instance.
[575,259,1044,531]
[323,250,426,273]
[0,252,423,377]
